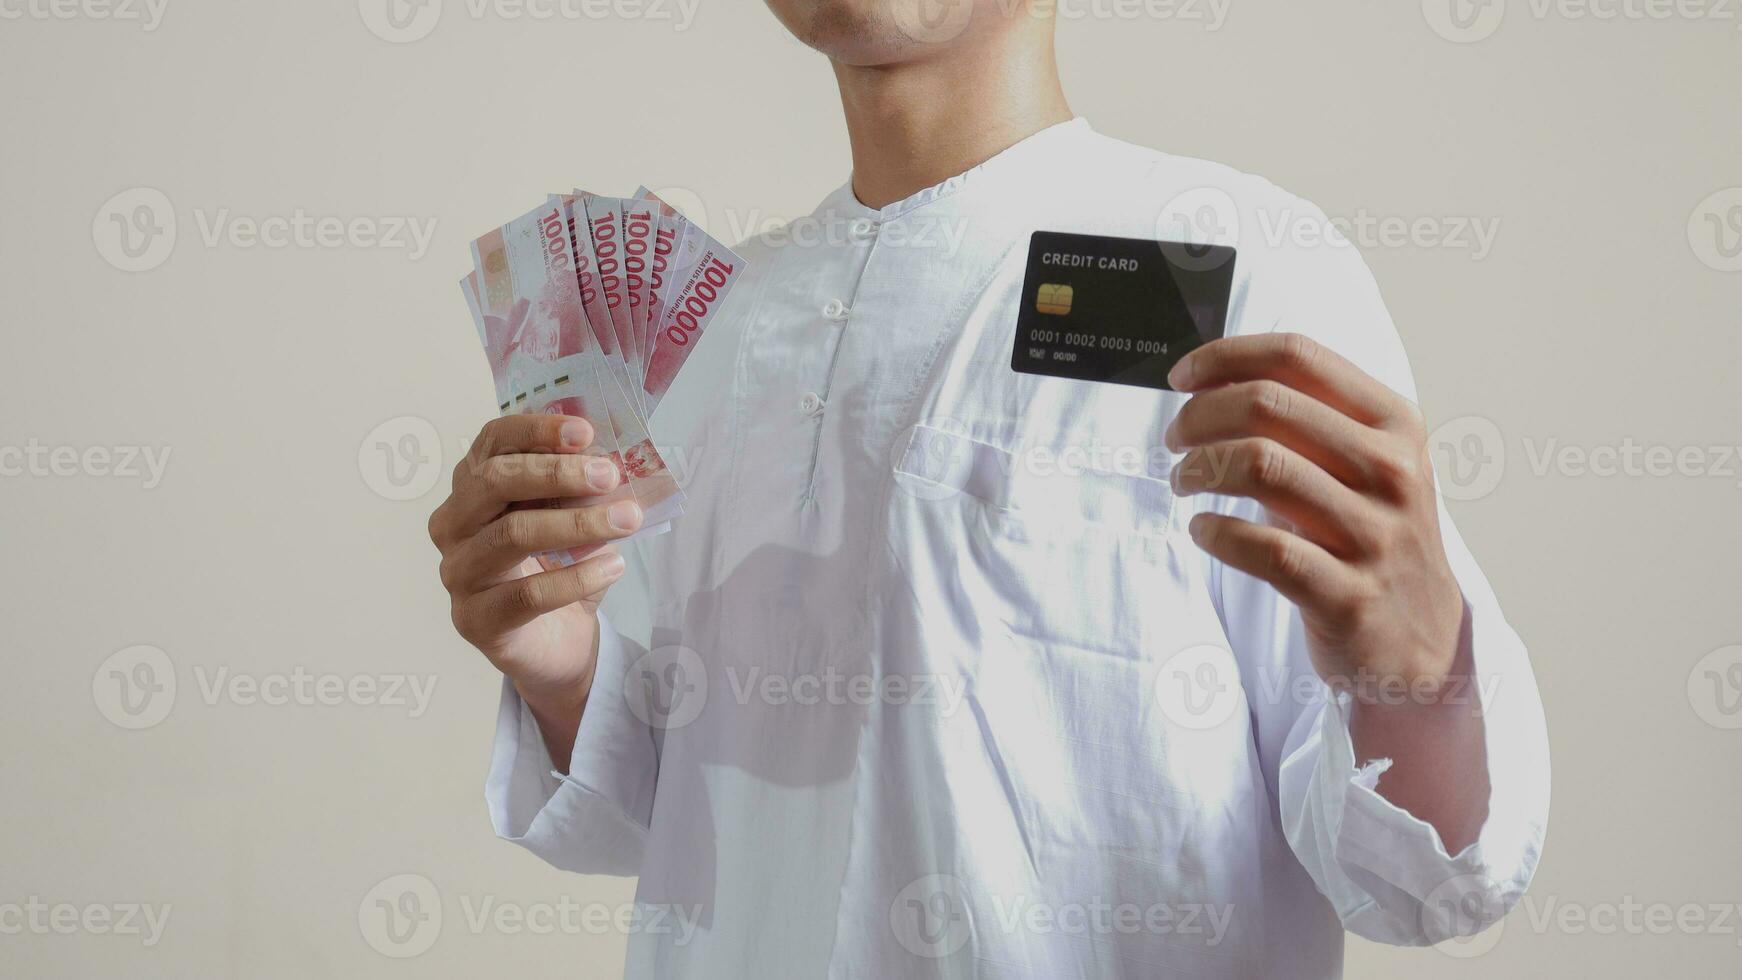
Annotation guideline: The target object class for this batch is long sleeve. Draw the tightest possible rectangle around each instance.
[483,608,660,876]
[1216,200,1551,944]
[1260,506,1550,944]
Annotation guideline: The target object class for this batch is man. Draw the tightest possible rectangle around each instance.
[427,2,1550,976]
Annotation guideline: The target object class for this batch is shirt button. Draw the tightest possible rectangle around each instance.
[822,299,849,321]
[849,218,877,240]
[800,392,825,417]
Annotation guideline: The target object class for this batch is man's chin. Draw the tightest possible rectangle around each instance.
[771,0,974,66]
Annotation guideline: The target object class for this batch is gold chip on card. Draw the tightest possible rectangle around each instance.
[1036,283,1074,316]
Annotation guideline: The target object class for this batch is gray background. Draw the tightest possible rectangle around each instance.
[1,0,1739,976]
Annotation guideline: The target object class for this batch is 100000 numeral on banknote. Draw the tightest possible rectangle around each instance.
[461,189,745,566]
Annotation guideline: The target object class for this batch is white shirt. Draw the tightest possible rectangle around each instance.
[485,119,1550,979]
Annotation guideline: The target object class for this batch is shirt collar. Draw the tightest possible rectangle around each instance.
[822,116,1094,222]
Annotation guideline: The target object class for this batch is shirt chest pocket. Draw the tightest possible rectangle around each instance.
[885,422,1246,865]
[891,422,1190,660]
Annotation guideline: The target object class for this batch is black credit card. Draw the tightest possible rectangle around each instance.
[1010,231,1236,391]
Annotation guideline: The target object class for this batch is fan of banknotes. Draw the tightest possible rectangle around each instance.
[461,189,744,561]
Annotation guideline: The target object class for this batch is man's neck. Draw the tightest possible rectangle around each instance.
[832,28,1072,210]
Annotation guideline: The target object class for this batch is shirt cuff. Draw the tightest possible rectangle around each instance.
[482,612,653,876]
[1313,601,1545,942]
[484,677,563,841]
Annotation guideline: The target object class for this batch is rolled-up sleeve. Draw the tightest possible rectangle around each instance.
[1272,503,1550,944]
[484,609,659,876]
[1219,202,1550,944]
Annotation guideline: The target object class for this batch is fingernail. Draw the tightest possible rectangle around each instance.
[598,552,627,581]
[1168,355,1196,390]
[1188,513,1209,542]
[607,500,642,532]
[1162,420,1181,452]
[585,458,619,491]
[560,420,590,447]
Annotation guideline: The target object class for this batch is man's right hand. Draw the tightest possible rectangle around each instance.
[428,414,644,769]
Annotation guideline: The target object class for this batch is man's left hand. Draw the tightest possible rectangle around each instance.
[1163,332,1466,700]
